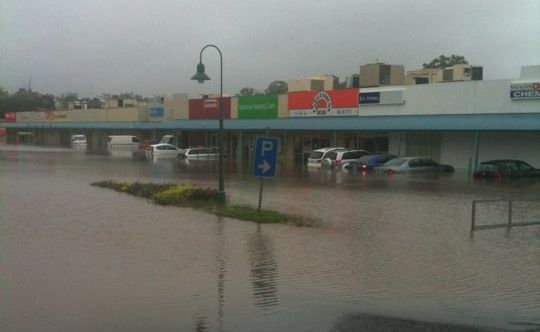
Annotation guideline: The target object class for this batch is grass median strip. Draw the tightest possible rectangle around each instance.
[91,180,311,226]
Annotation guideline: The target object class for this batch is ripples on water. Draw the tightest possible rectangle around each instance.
[0,146,539,332]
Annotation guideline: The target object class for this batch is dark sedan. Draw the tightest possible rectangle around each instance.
[474,160,540,178]
[343,153,397,171]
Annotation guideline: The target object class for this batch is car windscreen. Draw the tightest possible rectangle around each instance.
[384,158,408,166]
[325,151,338,160]
[309,152,324,159]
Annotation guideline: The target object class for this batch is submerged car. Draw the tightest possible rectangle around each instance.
[343,153,397,171]
[473,159,540,178]
[307,147,345,167]
[331,149,370,169]
[146,143,181,158]
[374,157,454,174]
[178,147,220,160]
[70,134,87,148]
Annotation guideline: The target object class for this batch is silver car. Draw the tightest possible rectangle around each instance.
[307,147,345,167]
[374,157,454,174]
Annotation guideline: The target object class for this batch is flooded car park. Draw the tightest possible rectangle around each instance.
[1,145,539,332]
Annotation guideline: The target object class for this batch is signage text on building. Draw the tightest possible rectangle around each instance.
[149,107,164,117]
[288,89,359,117]
[510,82,540,100]
[238,95,278,119]
[359,90,404,106]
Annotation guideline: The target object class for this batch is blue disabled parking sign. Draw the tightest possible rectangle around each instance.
[254,137,278,178]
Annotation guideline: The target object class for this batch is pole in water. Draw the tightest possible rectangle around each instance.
[258,177,263,214]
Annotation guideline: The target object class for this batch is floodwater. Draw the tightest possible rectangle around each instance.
[1,145,539,332]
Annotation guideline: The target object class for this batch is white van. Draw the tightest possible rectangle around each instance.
[107,135,141,151]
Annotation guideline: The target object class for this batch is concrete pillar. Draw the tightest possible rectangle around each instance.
[236,131,244,164]
[471,131,480,177]
[282,131,287,161]
[398,132,402,156]
[87,130,109,154]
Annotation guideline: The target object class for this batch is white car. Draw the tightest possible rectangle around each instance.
[178,147,220,160]
[307,147,345,167]
[146,143,181,158]
[70,134,87,148]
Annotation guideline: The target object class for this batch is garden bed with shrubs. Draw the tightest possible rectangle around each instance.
[91,180,310,226]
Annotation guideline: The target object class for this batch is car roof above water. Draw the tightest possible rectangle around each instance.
[312,147,345,152]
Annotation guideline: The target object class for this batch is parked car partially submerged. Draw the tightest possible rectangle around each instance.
[307,147,345,167]
[145,143,181,158]
[70,134,87,147]
[178,147,220,160]
[473,160,540,178]
[375,157,454,174]
[343,153,397,171]
[331,149,370,169]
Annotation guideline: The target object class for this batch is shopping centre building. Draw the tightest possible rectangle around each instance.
[2,65,539,171]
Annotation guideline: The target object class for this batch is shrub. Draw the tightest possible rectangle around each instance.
[213,205,309,226]
[152,185,225,206]
[91,180,176,198]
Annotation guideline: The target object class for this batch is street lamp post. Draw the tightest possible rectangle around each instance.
[191,44,225,195]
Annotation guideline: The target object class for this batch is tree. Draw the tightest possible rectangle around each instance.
[41,94,55,111]
[87,97,104,109]
[0,88,8,119]
[423,54,468,69]
[236,87,258,97]
[59,92,78,110]
[264,80,288,95]
[0,88,52,115]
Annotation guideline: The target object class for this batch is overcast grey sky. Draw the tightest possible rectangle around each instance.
[1,0,539,97]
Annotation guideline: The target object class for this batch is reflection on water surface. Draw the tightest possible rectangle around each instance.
[0,146,539,332]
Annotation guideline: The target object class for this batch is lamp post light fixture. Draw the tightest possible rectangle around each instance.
[191,44,225,195]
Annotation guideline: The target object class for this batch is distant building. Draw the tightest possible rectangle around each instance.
[288,75,339,92]
[405,64,483,85]
[404,68,442,85]
[345,74,360,88]
[359,63,404,87]
[288,78,325,92]
[105,97,138,108]
[308,75,339,90]
[441,64,483,82]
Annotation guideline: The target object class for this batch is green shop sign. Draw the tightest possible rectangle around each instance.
[238,95,278,119]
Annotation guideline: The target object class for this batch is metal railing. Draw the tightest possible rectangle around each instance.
[471,199,540,232]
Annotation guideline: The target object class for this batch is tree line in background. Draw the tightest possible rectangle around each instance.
[236,80,289,96]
